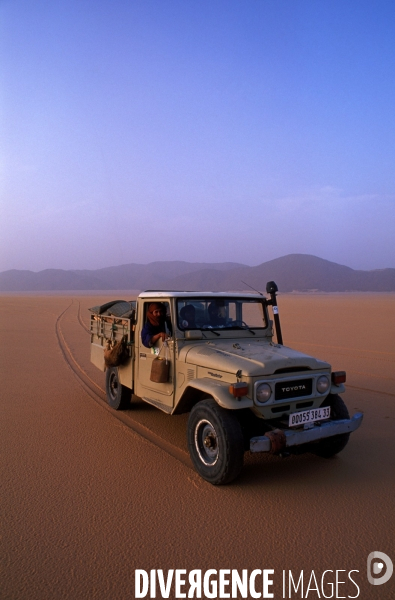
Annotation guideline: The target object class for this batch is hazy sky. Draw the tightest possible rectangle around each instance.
[1,0,394,272]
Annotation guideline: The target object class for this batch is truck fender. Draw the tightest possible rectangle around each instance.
[174,377,254,414]
[330,382,345,394]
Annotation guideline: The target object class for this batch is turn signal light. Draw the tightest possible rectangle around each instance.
[331,371,346,385]
[229,382,248,397]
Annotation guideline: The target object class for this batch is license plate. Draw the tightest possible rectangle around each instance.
[288,406,331,427]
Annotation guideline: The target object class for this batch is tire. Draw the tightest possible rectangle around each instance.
[313,394,350,458]
[105,367,131,410]
[187,399,244,485]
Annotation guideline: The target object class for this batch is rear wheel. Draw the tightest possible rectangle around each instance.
[105,367,131,410]
[313,394,350,458]
[187,399,244,485]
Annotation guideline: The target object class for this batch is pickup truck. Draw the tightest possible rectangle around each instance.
[89,282,363,485]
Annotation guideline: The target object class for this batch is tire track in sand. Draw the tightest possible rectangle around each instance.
[77,301,90,334]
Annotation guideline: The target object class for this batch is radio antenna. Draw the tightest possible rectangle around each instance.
[241,281,263,296]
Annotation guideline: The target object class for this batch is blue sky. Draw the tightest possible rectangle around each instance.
[1,0,394,272]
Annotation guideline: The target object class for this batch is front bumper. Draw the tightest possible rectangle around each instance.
[250,412,363,453]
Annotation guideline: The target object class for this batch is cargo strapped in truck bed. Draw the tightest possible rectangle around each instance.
[89,300,136,320]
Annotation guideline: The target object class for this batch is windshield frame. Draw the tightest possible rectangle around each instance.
[176,297,268,332]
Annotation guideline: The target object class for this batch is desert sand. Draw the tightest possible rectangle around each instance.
[1,293,394,599]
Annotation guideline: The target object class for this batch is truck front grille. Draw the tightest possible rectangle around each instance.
[275,378,313,401]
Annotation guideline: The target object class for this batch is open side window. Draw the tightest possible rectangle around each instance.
[143,301,173,336]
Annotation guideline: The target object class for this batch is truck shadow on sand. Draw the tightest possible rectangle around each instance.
[238,445,377,490]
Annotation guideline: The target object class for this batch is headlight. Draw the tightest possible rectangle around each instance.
[317,375,330,394]
[256,383,272,404]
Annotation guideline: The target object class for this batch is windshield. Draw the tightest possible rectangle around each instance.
[176,298,267,331]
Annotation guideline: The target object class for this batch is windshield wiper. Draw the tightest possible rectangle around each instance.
[200,325,221,336]
[230,321,256,335]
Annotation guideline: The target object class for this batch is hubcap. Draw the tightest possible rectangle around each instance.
[110,373,118,399]
[194,419,219,466]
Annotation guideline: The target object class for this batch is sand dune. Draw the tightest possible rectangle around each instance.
[1,293,394,599]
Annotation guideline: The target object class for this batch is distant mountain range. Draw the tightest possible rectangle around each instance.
[1,254,394,292]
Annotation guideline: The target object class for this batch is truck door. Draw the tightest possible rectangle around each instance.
[135,300,175,411]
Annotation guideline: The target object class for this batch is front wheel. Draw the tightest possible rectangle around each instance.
[313,394,350,458]
[187,399,244,485]
[105,367,131,410]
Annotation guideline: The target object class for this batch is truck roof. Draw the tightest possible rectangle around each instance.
[138,291,264,299]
